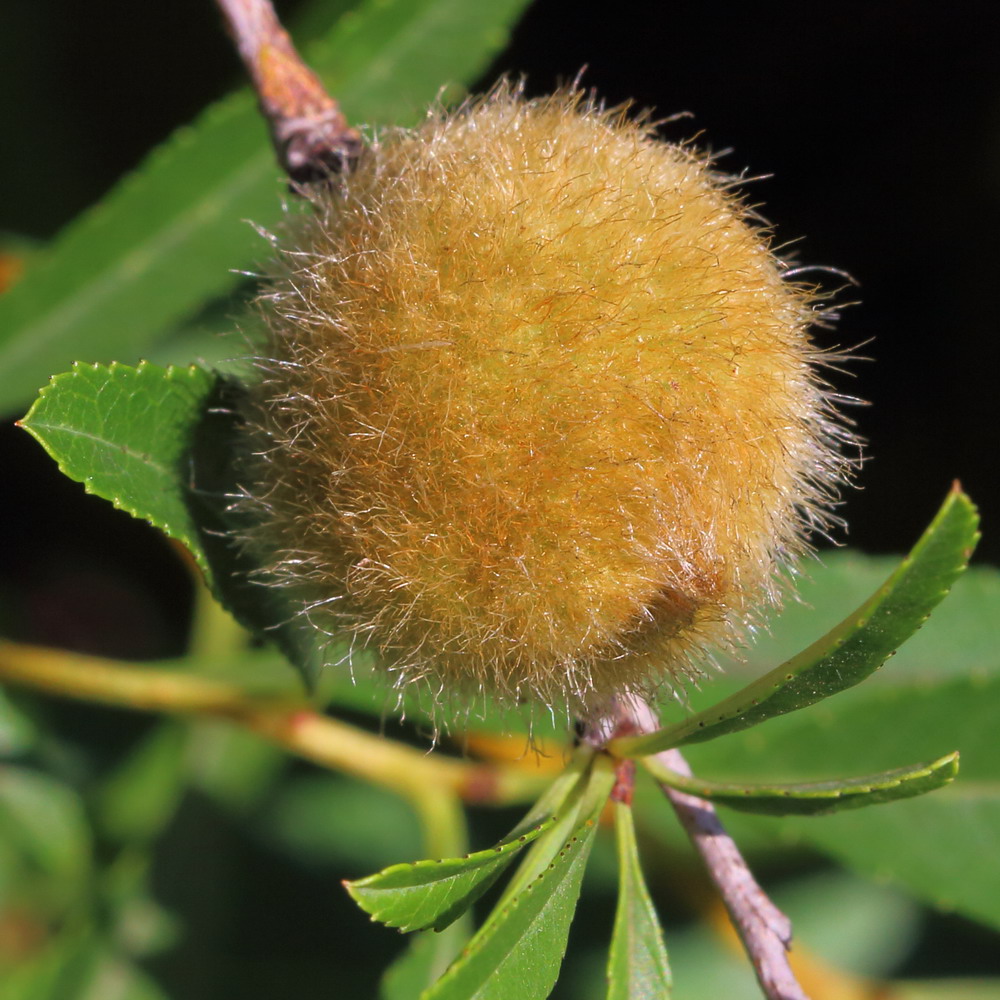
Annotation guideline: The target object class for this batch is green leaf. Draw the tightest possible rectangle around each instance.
[607,802,671,1000]
[0,765,91,888]
[18,363,322,677]
[18,361,217,578]
[96,722,189,843]
[344,759,598,936]
[346,815,556,933]
[346,749,593,936]
[421,754,616,1000]
[613,487,979,757]
[487,747,596,906]
[643,752,959,816]
[0,928,171,1000]
[0,0,534,417]
[0,688,37,757]
[186,722,286,816]
[381,926,469,1000]
[681,673,1000,931]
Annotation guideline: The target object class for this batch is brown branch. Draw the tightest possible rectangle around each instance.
[214,0,362,181]
[623,702,809,1000]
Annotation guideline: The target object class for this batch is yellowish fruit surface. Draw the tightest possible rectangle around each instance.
[243,87,849,722]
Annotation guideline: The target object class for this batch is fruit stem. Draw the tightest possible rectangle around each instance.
[214,0,362,181]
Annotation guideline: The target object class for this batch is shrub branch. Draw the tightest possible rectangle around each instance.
[214,0,362,180]
[0,640,547,812]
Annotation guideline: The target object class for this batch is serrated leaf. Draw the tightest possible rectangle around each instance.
[18,363,324,677]
[0,0,534,417]
[644,752,959,816]
[421,754,616,1000]
[487,747,596,907]
[18,361,216,578]
[347,749,594,933]
[613,487,979,757]
[607,802,671,1000]
[345,813,557,933]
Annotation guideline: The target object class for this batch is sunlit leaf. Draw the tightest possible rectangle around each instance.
[683,673,1000,931]
[421,754,615,1000]
[607,801,671,999]
[347,750,595,934]
[345,813,556,933]
[644,752,959,816]
[613,488,979,757]
[19,362,216,577]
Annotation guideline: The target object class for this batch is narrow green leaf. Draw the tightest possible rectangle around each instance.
[0,0,534,416]
[607,802,671,1000]
[347,748,595,934]
[97,722,189,843]
[487,747,596,908]
[613,487,979,757]
[0,688,37,757]
[644,752,959,816]
[0,766,91,887]
[345,813,557,933]
[18,361,216,578]
[681,672,1000,932]
[421,754,616,1000]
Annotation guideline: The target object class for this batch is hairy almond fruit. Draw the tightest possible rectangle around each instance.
[240,85,853,724]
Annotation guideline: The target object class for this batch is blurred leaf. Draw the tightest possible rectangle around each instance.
[0,928,170,1000]
[774,870,921,978]
[96,723,188,844]
[19,362,216,578]
[0,689,36,758]
[894,981,1000,1000]
[346,814,557,933]
[0,0,534,417]
[0,765,91,888]
[422,755,615,1000]
[100,850,180,960]
[606,802,671,1000]
[645,752,959,816]
[268,773,422,871]
[616,488,979,757]
[381,926,468,1000]
[186,721,285,815]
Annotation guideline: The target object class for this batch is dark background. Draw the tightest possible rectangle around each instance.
[2,1,998,661]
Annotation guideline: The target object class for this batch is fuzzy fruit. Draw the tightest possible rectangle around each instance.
[240,86,851,723]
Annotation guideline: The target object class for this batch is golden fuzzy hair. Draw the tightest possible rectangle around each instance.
[241,85,852,724]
